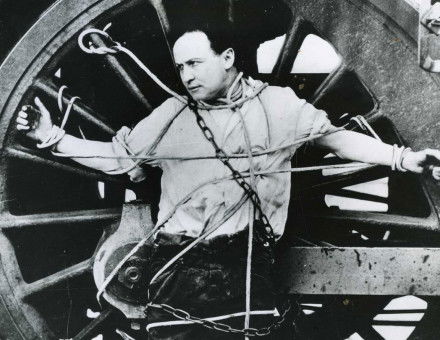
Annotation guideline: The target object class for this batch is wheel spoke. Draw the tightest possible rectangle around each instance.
[72,309,113,340]
[328,188,388,204]
[148,0,170,33]
[228,0,235,22]
[311,210,439,232]
[311,63,347,105]
[0,232,25,282]
[0,208,120,229]
[379,309,427,314]
[300,304,323,312]
[19,259,92,299]
[272,13,310,82]
[356,326,386,340]
[89,34,153,113]
[34,79,116,135]
[372,320,420,326]
[5,146,127,184]
[295,166,388,197]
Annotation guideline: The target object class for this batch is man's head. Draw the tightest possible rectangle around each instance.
[172,29,238,101]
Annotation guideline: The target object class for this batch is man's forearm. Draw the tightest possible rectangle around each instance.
[316,130,393,166]
[55,134,122,172]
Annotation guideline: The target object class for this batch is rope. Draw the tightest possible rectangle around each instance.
[240,115,255,336]
[42,24,380,326]
[148,193,250,286]
[226,74,257,335]
[145,308,279,331]
[57,85,68,114]
[96,223,161,304]
[350,114,411,172]
[36,125,65,149]
[49,127,345,161]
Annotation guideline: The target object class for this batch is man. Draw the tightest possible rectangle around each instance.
[16,24,440,339]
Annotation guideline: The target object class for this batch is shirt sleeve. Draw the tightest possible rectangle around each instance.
[284,87,339,144]
[111,98,184,182]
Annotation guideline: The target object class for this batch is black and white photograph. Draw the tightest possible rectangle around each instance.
[1,0,440,339]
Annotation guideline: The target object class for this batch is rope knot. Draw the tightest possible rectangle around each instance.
[78,26,121,55]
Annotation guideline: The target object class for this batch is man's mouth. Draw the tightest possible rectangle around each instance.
[188,85,201,92]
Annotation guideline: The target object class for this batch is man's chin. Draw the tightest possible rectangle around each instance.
[191,94,209,101]
[187,89,212,102]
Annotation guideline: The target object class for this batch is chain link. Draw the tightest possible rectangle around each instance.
[189,100,276,246]
[150,302,292,337]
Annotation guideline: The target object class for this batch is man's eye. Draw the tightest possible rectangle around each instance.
[189,61,201,67]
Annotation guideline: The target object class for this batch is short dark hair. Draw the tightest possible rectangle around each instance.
[170,20,241,68]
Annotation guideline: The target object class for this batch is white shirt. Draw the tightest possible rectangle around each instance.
[111,79,336,238]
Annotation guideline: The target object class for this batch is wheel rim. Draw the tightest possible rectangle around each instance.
[0,1,150,338]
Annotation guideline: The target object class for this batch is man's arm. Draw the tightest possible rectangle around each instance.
[315,130,393,166]
[315,129,440,176]
[16,97,124,173]
[54,135,121,172]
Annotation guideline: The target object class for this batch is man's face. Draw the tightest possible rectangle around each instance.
[173,31,230,101]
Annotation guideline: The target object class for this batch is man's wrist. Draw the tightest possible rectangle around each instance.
[36,125,54,144]
[51,132,66,152]
[400,148,414,172]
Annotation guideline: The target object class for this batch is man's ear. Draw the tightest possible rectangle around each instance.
[221,48,235,69]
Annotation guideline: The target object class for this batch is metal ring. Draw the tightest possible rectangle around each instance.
[77,28,120,54]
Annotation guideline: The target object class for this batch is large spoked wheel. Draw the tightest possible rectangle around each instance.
[0,0,439,338]
[0,2,166,338]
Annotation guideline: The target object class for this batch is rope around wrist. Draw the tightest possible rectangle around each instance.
[36,125,65,149]
[35,87,80,150]
[391,144,412,172]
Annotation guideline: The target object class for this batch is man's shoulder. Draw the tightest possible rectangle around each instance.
[246,76,296,101]
[146,97,188,120]
[158,96,186,112]
[264,85,291,97]
[256,82,299,110]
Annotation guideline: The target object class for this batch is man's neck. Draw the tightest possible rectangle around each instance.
[204,70,241,105]
[221,70,240,98]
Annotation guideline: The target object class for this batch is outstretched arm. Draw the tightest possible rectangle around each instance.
[16,97,124,173]
[315,129,440,178]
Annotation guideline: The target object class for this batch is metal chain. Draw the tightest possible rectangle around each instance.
[188,100,276,247]
[150,302,292,337]
[146,100,285,336]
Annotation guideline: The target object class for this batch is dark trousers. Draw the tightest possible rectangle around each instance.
[145,224,297,339]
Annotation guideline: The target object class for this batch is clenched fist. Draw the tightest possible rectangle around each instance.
[402,149,440,180]
[16,97,53,142]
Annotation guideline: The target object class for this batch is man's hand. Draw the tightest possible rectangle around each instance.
[16,97,53,142]
[402,149,440,179]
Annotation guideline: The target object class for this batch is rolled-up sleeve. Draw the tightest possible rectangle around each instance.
[111,126,147,182]
[110,98,184,182]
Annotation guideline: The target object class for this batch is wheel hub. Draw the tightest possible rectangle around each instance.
[93,202,154,319]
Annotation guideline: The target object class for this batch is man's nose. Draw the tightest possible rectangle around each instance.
[181,67,195,84]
